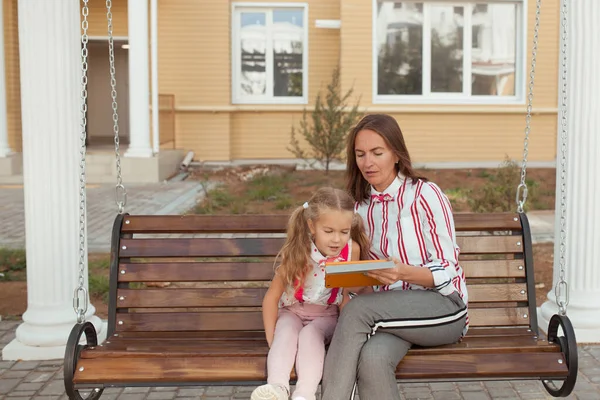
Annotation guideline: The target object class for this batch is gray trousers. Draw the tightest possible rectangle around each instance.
[321,289,467,400]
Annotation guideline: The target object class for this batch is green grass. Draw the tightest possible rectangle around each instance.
[0,248,26,281]
[247,174,290,201]
[194,172,294,214]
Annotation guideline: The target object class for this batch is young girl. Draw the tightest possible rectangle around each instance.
[251,187,370,400]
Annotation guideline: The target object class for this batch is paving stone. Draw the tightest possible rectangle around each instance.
[8,362,39,372]
[38,380,65,396]
[0,381,20,396]
[203,387,233,396]
[429,382,457,391]
[1,371,29,379]
[517,394,551,400]
[122,387,151,394]
[147,392,176,400]
[23,372,55,383]
[176,388,204,397]
[151,387,178,392]
[117,394,148,400]
[5,392,35,398]
[576,392,600,400]
[404,393,434,400]
[13,383,43,392]
[433,391,461,399]
[457,383,485,392]
[487,388,520,398]
[0,361,16,370]
[460,393,491,400]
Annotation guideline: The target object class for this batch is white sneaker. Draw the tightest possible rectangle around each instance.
[251,384,289,400]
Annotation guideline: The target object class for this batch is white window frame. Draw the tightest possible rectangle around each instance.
[372,0,527,105]
[232,2,309,105]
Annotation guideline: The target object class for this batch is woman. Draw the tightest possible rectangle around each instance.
[321,114,468,400]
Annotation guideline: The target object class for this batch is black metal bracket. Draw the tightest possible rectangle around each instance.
[542,314,578,397]
[64,322,105,400]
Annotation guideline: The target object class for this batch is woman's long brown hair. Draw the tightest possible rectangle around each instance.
[276,187,371,288]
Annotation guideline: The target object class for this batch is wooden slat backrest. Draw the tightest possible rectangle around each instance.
[108,212,537,336]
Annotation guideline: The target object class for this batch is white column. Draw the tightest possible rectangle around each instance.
[0,0,13,157]
[125,0,153,157]
[150,0,160,154]
[538,0,600,343]
[2,0,104,361]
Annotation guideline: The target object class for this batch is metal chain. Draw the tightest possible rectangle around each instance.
[74,0,91,324]
[516,0,542,213]
[555,0,570,316]
[106,0,126,214]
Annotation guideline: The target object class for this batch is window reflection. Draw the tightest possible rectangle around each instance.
[240,12,267,96]
[273,10,303,97]
[471,3,517,96]
[430,5,463,93]
[377,2,423,95]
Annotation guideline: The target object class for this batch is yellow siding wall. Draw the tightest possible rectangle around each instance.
[5,0,560,164]
[340,0,560,163]
[158,0,341,160]
[4,0,21,152]
[84,0,128,37]
[231,112,304,159]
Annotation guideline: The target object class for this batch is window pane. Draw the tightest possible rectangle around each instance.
[376,2,423,95]
[430,5,463,93]
[273,10,304,97]
[471,3,517,96]
[240,12,267,96]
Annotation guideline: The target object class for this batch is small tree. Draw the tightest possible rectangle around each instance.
[288,67,362,173]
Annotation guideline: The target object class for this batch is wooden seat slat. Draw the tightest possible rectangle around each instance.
[118,259,525,283]
[119,235,522,258]
[460,259,526,278]
[113,308,530,332]
[111,327,537,340]
[119,238,284,258]
[116,288,268,308]
[115,283,526,309]
[120,213,522,235]
[72,352,567,385]
[80,335,560,359]
[118,262,276,282]
[466,283,528,303]
[457,236,523,254]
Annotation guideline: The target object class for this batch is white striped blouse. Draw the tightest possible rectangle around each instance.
[355,175,469,309]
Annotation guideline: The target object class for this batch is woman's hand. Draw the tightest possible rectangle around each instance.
[366,258,435,288]
[365,258,407,285]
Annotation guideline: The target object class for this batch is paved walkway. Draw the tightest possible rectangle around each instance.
[0,182,206,252]
[1,321,599,399]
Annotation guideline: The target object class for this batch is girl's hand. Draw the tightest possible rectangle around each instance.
[365,258,406,285]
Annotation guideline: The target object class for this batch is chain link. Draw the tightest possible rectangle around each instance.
[74,0,91,324]
[516,0,542,213]
[106,0,126,214]
[555,0,569,316]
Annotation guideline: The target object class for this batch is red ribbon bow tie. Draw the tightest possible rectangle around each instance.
[371,193,394,203]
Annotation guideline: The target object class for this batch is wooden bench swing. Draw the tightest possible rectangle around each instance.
[64,1,578,399]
